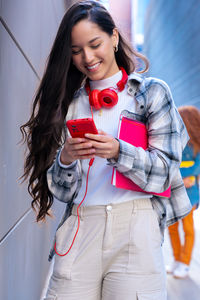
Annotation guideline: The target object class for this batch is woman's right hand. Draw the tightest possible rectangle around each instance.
[60,137,96,165]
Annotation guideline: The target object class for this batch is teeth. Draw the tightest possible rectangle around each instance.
[87,63,100,70]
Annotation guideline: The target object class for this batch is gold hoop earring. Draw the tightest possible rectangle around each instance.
[114,44,118,52]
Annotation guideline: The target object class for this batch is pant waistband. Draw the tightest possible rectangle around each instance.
[72,198,152,218]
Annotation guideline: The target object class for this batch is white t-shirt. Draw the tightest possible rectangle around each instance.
[63,70,150,206]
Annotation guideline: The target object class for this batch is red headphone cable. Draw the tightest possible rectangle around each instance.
[54,157,94,256]
[54,97,96,256]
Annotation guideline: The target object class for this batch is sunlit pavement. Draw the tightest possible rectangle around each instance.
[163,206,200,300]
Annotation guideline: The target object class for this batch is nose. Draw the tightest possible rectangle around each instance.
[82,48,94,64]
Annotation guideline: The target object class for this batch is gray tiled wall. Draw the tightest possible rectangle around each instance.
[143,0,200,108]
[0,1,74,299]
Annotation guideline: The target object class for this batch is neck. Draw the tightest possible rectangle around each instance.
[86,67,128,92]
[89,70,122,91]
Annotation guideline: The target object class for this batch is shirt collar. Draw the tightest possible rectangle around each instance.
[89,70,122,91]
[81,72,144,97]
[127,72,144,97]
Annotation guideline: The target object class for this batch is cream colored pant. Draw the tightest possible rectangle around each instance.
[45,198,167,300]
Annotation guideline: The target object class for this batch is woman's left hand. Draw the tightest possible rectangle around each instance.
[85,130,120,160]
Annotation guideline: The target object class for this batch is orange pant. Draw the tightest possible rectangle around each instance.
[168,207,195,265]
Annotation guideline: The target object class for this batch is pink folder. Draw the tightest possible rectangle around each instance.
[111,114,171,198]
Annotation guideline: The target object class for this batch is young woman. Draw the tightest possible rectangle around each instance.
[21,1,191,299]
[167,106,200,279]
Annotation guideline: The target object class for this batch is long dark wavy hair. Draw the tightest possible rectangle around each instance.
[178,106,200,156]
[20,0,149,222]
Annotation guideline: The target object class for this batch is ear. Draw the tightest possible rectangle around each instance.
[112,28,119,47]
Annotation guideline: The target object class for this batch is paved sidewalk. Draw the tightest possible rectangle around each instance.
[163,207,200,300]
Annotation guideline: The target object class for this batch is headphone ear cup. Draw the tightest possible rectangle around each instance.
[89,89,102,110]
[99,89,118,108]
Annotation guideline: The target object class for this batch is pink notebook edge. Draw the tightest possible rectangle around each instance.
[112,169,171,198]
[111,114,171,198]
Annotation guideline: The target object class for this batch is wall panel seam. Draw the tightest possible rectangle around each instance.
[0,208,32,245]
[0,16,41,81]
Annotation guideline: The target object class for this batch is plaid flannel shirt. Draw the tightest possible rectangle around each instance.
[47,73,192,261]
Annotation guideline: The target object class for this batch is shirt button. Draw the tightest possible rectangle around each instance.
[106,205,112,211]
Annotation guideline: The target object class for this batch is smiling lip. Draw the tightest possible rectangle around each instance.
[86,62,101,72]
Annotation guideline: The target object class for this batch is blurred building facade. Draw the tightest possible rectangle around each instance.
[143,0,200,108]
[109,0,132,42]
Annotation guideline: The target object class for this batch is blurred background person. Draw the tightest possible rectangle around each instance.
[167,106,200,279]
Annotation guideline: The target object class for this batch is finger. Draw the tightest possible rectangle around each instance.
[83,139,107,149]
[74,148,96,156]
[85,133,110,142]
[72,150,95,160]
[71,141,93,150]
[93,149,111,154]
[88,138,118,150]
[67,137,87,144]
[89,142,112,150]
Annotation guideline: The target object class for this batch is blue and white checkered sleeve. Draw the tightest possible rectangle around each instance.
[108,79,189,194]
[47,149,82,203]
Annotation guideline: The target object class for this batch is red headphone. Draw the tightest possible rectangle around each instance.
[85,67,128,110]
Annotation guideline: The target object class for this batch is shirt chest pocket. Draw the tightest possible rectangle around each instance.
[134,96,146,115]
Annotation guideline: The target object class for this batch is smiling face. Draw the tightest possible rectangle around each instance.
[71,19,119,81]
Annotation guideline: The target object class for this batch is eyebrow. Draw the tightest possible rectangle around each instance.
[71,37,101,48]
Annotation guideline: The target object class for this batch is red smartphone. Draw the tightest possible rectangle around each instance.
[66,118,98,138]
